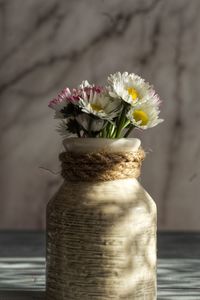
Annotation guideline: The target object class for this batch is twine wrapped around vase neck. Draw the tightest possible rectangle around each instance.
[59,148,145,181]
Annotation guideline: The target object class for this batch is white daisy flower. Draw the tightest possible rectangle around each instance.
[108,71,160,106]
[48,88,71,118]
[127,101,164,129]
[79,80,91,89]
[78,81,122,121]
[48,88,80,119]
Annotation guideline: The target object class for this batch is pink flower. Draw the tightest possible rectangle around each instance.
[48,88,69,111]
[48,81,106,121]
[82,86,103,97]
[48,81,105,111]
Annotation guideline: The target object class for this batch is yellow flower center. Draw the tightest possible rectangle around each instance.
[127,87,140,101]
[90,103,103,112]
[133,110,149,125]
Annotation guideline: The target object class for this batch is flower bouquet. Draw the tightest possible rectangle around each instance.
[49,72,163,138]
[46,72,163,300]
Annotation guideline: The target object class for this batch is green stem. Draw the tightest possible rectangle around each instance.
[115,106,127,138]
[104,122,110,138]
[110,124,116,138]
[102,124,107,138]
[123,120,130,129]
[106,123,110,138]
[124,124,135,138]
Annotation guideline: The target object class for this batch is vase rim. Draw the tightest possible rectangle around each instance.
[63,138,141,153]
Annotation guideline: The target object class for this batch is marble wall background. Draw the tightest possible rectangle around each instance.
[0,0,200,230]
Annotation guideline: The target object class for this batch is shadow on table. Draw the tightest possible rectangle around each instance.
[158,258,200,290]
[0,291,45,300]
[158,288,200,300]
[0,257,45,290]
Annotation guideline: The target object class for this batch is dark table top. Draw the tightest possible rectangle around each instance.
[0,231,199,300]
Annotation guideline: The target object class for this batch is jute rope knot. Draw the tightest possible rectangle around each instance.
[59,148,145,181]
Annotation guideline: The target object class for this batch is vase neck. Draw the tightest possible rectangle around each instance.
[63,138,141,154]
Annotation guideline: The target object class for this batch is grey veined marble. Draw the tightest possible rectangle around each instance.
[0,0,200,230]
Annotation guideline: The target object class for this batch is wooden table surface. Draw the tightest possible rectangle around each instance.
[0,231,199,299]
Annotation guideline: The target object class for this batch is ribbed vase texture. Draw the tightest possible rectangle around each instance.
[46,178,157,300]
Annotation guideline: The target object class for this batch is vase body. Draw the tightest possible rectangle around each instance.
[46,138,157,300]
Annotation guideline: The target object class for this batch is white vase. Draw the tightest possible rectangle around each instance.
[46,138,157,300]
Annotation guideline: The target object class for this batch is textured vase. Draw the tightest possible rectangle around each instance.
[46,138,157,300]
